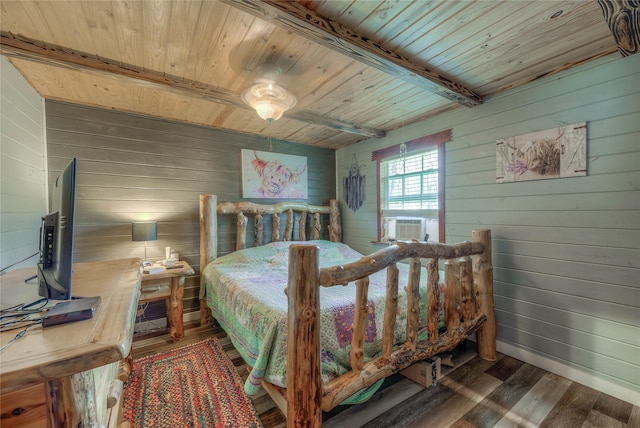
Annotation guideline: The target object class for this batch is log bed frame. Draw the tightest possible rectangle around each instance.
[199,194,496,427]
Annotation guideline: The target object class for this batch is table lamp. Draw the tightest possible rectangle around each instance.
[132,222,157,261]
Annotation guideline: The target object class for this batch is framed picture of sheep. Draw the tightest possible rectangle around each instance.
[495,122,587,183]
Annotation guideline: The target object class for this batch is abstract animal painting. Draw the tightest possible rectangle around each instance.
[496,122,587,183]
[241,149,308,199]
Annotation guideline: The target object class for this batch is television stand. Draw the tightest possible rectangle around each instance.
[0,258,142,427]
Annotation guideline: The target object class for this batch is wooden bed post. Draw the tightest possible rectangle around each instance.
[199,194,217,326]
[255,214,264,246]
[460,256,475,322]
[382,264,399,358]
[237,212,247,250]
[329,199,341,242]
[472,229,497,361]
[287,244,322,427]
[444,259,461,332]
[426,259,440,345]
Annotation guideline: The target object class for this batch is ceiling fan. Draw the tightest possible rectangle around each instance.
[240,63,297,123]
[228,39,384,138]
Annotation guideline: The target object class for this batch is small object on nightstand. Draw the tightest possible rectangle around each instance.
[162,259,176,268]
[166,264,184,270]
[143,265,164,274]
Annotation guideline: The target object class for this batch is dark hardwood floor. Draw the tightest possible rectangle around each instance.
[131,322,639,428]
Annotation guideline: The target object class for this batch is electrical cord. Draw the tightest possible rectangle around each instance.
[0,252,39,274]
[0,298,49,331]
[0,314,31,328]
[0,312,45,330]
[0,319,43,333]
[0,297,49,351]
[0,328,28,352]
[0,321,42,352]
[0,297,49,317]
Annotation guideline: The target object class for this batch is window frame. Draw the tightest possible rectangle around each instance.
[372,129,451,243]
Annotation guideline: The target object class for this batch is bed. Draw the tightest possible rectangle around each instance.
[198,194,496,427]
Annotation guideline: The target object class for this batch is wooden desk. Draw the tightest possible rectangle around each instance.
[0,258,142,427]
[139,261,194,340]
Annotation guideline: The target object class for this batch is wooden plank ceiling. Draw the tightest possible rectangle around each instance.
[0,1,634,150]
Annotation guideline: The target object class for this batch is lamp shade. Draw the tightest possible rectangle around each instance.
[132,222,157,241]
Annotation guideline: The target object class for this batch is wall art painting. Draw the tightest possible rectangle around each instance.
[241,149,308,199]
[496,122,587,183]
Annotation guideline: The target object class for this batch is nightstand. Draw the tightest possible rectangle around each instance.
[138,261,194,340]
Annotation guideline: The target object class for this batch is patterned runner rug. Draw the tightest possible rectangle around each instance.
[123,337,264,428]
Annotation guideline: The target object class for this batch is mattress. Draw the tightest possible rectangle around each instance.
[201,240,442,403]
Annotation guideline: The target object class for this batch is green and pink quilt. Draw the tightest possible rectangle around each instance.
[201,240,442,404]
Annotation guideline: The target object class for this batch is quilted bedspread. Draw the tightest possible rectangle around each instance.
[201,240,440,403]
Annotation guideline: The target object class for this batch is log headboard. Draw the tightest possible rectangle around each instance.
[199,194,342,273]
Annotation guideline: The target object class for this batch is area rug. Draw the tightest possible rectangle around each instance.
[123,337,264,428]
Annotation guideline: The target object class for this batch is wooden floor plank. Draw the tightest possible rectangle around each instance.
[361,356,501,427]
[592,392,634,424]
[322,377,424,428]
[538,382,600,428]
[362,383,457,427]
[416,363,503,427]
[484,355,525,382]
[453,363,546,427]
[258,407,287,427]
[627,405,640,427]
[582,409,628,428]
[493,372,571,428]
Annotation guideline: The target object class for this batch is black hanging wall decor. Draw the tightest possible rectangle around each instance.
[343,153,365,212]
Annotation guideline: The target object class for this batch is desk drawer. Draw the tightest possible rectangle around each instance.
[1,383,47,428]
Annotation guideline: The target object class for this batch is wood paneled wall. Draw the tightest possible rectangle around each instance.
[337,53,640,404]
[45,100,336,316]
[0,56,46,272]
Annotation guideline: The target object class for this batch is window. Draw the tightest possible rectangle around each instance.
[372,130,451,243]
[384,150,439,210]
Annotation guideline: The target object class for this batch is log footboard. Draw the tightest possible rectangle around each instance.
[287,229,495,426]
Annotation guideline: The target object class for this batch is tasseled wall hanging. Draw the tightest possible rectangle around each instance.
[343,153,365,212]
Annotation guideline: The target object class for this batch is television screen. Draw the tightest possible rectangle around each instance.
[37,158,77,300]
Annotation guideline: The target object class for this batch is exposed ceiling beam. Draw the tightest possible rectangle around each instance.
[224,0,483,107]
[597,0,640,56]
[0,32,385,139]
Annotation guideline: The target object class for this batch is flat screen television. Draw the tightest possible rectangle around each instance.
[37,158,77,300]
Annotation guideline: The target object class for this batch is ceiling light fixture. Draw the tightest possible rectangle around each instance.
[241,64,296,123]
[242,82,297,122]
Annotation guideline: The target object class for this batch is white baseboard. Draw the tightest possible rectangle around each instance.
[497,339,639,406]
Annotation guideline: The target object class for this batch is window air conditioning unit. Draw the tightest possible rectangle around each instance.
[386,217,429,241]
